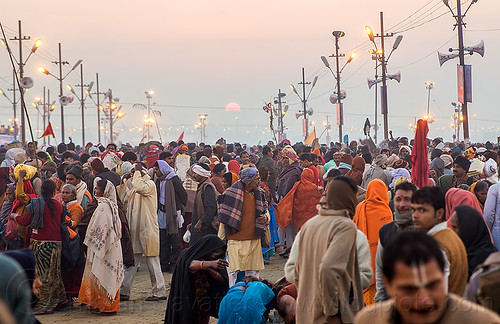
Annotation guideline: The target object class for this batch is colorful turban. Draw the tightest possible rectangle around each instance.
[239,167,259,184]
[282,148,298,162]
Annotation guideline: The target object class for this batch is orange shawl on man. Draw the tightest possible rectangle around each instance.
[353,178,392,305]
[275,168,321,231]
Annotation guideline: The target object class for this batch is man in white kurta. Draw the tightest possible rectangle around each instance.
[120,164,167,301]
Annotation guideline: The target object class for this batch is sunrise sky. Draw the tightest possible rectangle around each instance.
[1,0,498,145]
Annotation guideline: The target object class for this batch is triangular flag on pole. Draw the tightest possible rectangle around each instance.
[177,131,184,142]
[304,127,316,146]
[39,122,55,139]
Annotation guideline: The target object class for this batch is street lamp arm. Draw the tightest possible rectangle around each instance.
[462,0,477,18]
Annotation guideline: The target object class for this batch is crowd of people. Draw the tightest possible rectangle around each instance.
[1,130,500,323]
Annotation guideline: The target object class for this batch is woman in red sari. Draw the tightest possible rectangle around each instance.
[275,168,321,232]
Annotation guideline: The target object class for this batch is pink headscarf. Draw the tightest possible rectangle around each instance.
[445,188,482,221]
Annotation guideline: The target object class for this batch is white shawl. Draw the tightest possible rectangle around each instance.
[84,178,123,298]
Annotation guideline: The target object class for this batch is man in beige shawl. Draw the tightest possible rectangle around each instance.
[120,163,166,301]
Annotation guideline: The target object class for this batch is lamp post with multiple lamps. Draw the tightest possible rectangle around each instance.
[32,87,56,145]
[0,74,21,139]
[290,69,318,141]
[37,43,82,142]
[195,114,208,143]
[365,13,403,140]
[321,30,357,143]
[0,20,42,143]
[425,81,435,120]
[145,90,154,142]
[66,64,93,145]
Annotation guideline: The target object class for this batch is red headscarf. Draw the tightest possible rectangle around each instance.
[411,119,429,188]
[346,156,366,186]
[445,188,482,221]
[275,168,321,231]
[227,160,241,175]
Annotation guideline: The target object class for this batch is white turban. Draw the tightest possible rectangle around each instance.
[192,164,211,178]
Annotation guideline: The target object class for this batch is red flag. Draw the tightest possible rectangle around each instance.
[411,119,430,188]
[40,122,55,138]
[177,131,184,142]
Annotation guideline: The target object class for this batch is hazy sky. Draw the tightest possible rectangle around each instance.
[1,0,499,146]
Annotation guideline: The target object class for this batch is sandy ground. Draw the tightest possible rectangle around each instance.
[45,255,287,324]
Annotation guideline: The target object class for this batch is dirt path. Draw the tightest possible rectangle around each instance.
[46,255,287,323]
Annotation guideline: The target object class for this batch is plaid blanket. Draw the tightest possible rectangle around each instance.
[218,180,267,237]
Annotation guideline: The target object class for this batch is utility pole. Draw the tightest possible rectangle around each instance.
[96,73,101,144]
[11,71,17,140]
[374,60,379,144]
[456,0,469,141]
[333,35,344,143]
[298,68,311,141]
[379,12,390,141]
[52,43,69,142]
[74,64,89,145]
[108,89,113,144]
[10,20,31,143]
[276,89,286,142]
[47,89,51,145]
[325,116,331,145]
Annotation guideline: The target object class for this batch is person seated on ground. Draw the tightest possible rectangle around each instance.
[218,276,276,324]
[355,231,500,323]
[164,234,229,324]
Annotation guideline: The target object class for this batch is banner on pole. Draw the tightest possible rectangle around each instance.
[457,64,472,104]
[336,103,343,126]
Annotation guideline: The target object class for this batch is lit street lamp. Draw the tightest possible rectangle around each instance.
[0,20,42,143]
[365,12,404,140]
[425,81,435,116]
[145,90,154,142]
[321,30,356,143]
[37,43,82,142]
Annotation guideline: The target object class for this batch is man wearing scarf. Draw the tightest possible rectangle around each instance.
[154,160,187,272]
[121,163,167,301]
[190,163,218,245]
[218,167,268,286]
[65,165,92,210]
[375,181,417,302]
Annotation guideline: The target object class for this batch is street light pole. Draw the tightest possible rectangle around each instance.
[57,43,66,142]
[379,12,390,141]
[425,82,434,116]
[109,90,113,144]
[301,68,308,140]
[96,73,101,144]
[334,33,343,143]
[80,64,85,145]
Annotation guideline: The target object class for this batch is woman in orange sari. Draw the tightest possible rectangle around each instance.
[353,178,392,305]
[275,168,321,232]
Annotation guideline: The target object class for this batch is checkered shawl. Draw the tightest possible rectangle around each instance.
[218,180,267,237]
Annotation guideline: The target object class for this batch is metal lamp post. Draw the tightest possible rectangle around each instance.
[38,44,82,142]
[321,30,356,143]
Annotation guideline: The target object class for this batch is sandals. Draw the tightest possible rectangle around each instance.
[145,295,168,301]
[34,308,54,315]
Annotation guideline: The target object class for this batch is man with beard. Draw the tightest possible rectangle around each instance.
[375,181,417,302]
[453,155,474,187]
[356,231,500,323]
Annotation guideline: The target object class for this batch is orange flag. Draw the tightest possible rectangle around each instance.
[304,127,316,145]
[40,122,55,138]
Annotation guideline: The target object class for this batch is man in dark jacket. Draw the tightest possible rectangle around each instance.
[275,148,302,256]
[258,145,278,201]
[190,163,218,245]
[90,158,121,187]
